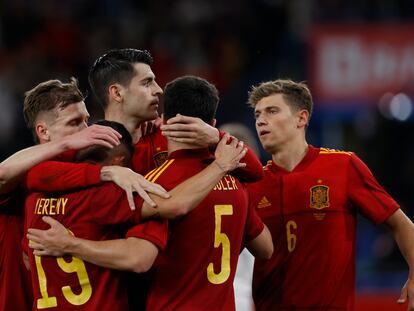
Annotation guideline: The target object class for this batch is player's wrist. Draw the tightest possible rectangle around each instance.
[55,137,71,153]
[62,235,80,254]
[212,160,229,174]
[100,166,115,181]
[209,128,220,145]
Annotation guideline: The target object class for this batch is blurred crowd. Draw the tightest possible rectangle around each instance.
[1,0,414,291]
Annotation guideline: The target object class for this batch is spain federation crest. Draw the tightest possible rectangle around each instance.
[154,151,169,167]
[309,185,330,210]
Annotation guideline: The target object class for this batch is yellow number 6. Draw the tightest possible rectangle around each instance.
[286,220,297,252]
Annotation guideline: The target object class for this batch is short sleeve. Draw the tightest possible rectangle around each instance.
[348,153,399,224]
[126,219,168,251]
[243,191,265,241]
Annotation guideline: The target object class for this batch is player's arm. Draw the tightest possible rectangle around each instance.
[383,209,414,310]
[160,114,263,182]
[27,161,169,209]
[245,224,273,260]
[140,134,247,219]
[66,237,159,273]
[0,124,121,194]
[28,216,160,273]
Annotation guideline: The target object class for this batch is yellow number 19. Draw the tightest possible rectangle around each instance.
[207,204,233,285]
[33,243,92,309]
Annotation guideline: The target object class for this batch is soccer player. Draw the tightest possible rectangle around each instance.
[29,48,263,198]
[28,76,273,311]
[24,120,139,311]
[0,78,122,311]
[25,119,247,311]
[247,79,414,311]
[26,49,264,309]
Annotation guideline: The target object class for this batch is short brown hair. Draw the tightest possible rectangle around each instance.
[23,78,85,142]
[248,79,313,120]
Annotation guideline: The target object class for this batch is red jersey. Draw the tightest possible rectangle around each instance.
[25,183,143,311]
[248,146,400,311]
[143,148,264,311]
[24,127,263,310]
[132,127,168,175]
[0,190,33,311]
[26,127,263,192]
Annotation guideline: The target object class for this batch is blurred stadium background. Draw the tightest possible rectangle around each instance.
[1,0,413,310]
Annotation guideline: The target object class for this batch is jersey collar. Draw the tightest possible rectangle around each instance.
[266,145,320,174]
[168,148,213,161]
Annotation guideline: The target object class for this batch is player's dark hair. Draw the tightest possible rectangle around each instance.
[163,75,219,124]
[75,120,134,165]
[248,79,313,123]
[23,78,85,143]
[88,48,153,109]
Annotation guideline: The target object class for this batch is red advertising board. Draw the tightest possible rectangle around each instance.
[309,24,414,103]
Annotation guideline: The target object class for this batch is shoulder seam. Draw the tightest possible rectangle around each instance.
[146,159,175,182]
[319,147,353,156]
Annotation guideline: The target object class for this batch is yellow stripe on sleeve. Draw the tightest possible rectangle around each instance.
[319,148,352,156]
[145,159,172,181]
[149,159,175,182]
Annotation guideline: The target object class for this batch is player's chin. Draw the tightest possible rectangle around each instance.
[259,136,270,146]
[261,141,275,153]
[147,110,159,120]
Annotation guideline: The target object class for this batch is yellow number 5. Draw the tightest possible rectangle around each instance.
[207,204,233,285]
[286,220,297,252]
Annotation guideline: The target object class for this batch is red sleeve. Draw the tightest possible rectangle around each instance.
[243,189,265,241]
[25,161,103,192]
[90,184,142,225]
[348,153,400,224]
[218,130,264,183]
[126,219,168,251]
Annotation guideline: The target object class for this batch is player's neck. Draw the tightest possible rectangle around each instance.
[271,139,308,172]
[104,109,143,144]
[167,140,200,155]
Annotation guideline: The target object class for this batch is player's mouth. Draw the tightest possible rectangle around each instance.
[259,130,270,136]
[150,99,159,108]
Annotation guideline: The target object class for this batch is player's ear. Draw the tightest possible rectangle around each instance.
[110,155,126,166]
[35,121,50,142]
[297,109,309,129]
[108,83,123,104]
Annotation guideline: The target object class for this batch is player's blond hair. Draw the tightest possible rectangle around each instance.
[23,78,85,143]
[248,79,313,120]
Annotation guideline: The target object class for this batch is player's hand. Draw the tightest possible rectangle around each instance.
[213,134,247,173]
[397,277,414,310]
[63,124,122,150]
[161,114,219,147]
[100,166,170,210]
[27,216,70,257]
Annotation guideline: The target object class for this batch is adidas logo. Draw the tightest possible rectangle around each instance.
[258,196,271,208]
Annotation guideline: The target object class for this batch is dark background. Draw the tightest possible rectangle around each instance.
[1,0,413,297]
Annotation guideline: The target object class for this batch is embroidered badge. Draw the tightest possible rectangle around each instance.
[309,185,330,210]
[154,151,168,167]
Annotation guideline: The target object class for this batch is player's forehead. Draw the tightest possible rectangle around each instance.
[255,94,287,112]
[56,101,89,119]
[132,62,155,81]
